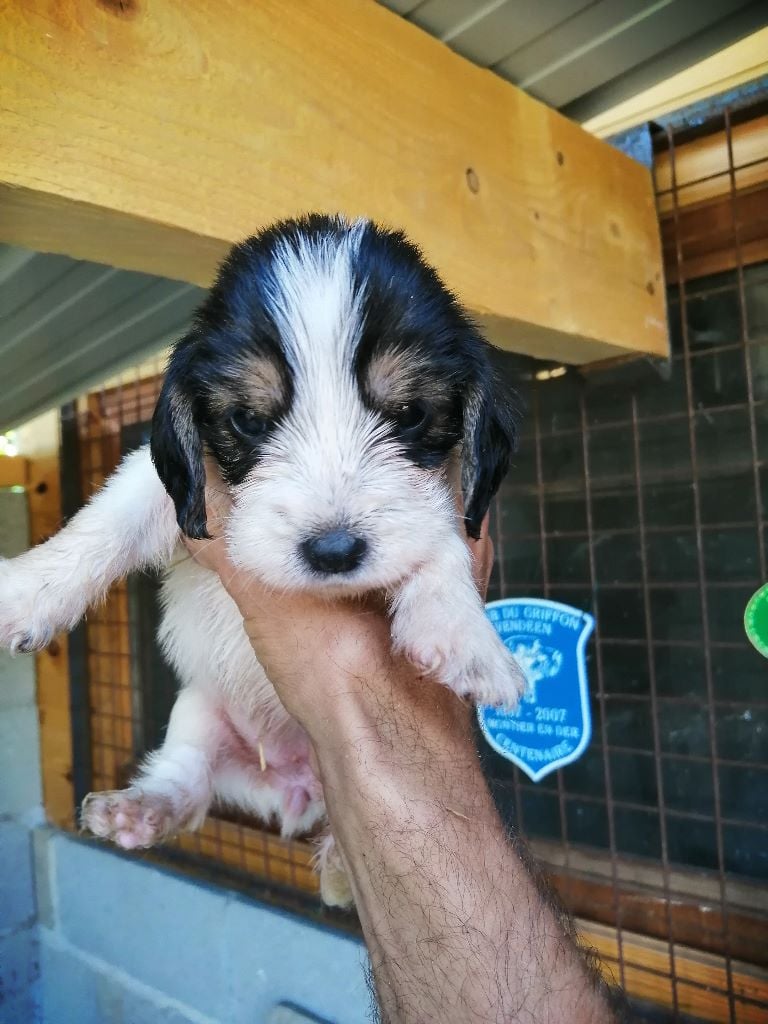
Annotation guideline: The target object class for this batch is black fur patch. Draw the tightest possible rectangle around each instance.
[151,239,296,535]
[151,344,210,539]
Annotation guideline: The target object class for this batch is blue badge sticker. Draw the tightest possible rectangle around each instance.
[477,598,595,783]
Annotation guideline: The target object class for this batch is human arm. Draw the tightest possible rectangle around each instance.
[186,515,618,1023]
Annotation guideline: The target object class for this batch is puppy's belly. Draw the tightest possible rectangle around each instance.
[213,689,324,837]
[157,553,323,833]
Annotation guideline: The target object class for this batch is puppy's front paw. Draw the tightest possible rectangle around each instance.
[0,557,59,653]
[392,599,525,709]
[81,789,179,850]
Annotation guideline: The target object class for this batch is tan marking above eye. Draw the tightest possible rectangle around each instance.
[365,348,448,411]
[242,357,285,409]
[208,355,286,416]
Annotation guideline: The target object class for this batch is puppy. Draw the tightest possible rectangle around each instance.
[0,215,524,905]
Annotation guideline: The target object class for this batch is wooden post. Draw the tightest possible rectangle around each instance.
[28,457,76,828]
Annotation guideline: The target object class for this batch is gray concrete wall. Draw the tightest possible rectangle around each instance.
[0,489,43,1023]
[34,831,371,1024]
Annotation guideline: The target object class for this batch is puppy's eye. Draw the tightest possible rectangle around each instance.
[395,400,431,439]
[229,407,269,440]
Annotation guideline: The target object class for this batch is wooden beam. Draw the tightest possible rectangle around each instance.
[584,27,768,139]
[0,0,666,366]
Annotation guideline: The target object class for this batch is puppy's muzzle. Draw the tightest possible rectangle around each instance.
[301,528,367,575]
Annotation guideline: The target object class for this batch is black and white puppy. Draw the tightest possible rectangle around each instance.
[0,215,524,905]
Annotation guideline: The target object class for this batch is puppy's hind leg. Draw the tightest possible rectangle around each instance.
[82,687,220,850]
[315,831,354,909]
[0,445,179,653]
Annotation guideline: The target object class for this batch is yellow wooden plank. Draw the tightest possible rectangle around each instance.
[656,115,768,213]
[0,0,666,365]
[27,456,75,829]
[584,27,768,138]
[0,457,29,489]
[578,919,768,1024]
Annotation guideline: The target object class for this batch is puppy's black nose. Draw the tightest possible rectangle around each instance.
[301,529,367,575]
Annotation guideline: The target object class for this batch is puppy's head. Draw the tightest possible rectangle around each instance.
[152,215,518,591]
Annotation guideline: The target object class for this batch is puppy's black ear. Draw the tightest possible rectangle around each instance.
[151,360,209,540]
[462,366,519,540]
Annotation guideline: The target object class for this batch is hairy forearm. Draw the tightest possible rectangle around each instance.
[219,559,615,1022]
[307,661,615,1024]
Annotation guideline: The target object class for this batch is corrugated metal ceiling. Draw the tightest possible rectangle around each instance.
[0,246,202,432]
[3,1,767,431]
[378,0,768,121]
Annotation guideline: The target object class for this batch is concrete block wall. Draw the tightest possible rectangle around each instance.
[35,831,372,1023]
[0,490,43,1023]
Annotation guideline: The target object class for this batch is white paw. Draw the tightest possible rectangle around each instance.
[392,599,526,709]
[0,556,80,653]
[81,788,179,850]
[0,558,54,653]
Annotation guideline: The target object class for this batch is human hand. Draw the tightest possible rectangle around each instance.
[182,470,494,735]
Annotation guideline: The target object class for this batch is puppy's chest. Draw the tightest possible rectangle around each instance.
[159,555,286,719]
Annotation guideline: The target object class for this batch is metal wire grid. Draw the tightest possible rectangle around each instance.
[483,103,768,1020]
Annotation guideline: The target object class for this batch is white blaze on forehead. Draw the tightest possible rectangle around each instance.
[260,221,389,487]
[265,223,367,386]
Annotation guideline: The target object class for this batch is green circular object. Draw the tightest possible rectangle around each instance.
[745,584,768,658]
